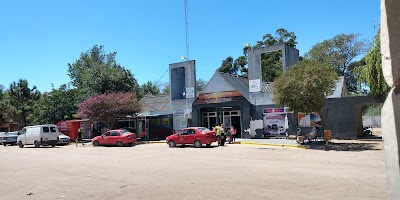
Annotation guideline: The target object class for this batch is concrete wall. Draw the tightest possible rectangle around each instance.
[169,60,196,131]
[381,1,400,198]
[247,44,299,106]
[323,96,383,139]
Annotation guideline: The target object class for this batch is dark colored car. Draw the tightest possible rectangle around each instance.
[166,127,217,148]
[2,132,18,146]
[92,129,137,147]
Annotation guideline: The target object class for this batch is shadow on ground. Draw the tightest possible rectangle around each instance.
[307,142,381,152]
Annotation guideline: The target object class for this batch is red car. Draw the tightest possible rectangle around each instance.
[166,127,217,148]
[92,129,137,147]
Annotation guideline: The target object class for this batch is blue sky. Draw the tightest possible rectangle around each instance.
[0,0,380,92]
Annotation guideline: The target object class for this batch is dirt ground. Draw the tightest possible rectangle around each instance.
[0,141,386,200]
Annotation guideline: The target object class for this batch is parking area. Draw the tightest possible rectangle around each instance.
[0,142,386,200]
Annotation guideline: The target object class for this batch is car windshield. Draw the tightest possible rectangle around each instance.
[197,127,211,133]
[5,132,18,136]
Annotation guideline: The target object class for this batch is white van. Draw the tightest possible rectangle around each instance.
[17,124,60,148]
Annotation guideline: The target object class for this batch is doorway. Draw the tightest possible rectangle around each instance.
[222,110,241,138]
[202,112,217,130]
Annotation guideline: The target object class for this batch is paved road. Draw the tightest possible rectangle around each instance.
[0,142,386,200]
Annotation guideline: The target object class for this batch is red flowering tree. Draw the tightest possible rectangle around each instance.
[78,92,141,129]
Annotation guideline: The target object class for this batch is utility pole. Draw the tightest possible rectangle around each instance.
[184,0,189,60]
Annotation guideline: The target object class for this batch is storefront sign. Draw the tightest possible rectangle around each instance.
[197,90,242,104]
[150,117,171,128]
[298,113,321,127]
[185,87,195,98]
[263,108,287,135]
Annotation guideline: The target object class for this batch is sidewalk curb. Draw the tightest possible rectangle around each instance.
[137,141,165,145]
[232,141,309,149]
[138,141,308,149]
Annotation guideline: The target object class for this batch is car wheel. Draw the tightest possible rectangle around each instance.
[116,141,123,147]
[51,144,56,148]
[168,140,176,148]
[93,140,99,146]
[34,141,40,148]
[206,143,211,147]
[18,141,24,148]
[194,140,202,148]
[3,143,6,147]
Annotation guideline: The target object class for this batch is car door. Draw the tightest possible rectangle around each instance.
[19,128,27,144]
[100,131,111,145]
[185,129,196,144]
[177,130,188,144]
[109,131,120,144]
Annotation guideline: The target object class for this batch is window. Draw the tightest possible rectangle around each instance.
[111,131,119,136]
[197,127,211,133]
[187,129,195,135]
[19,129,26,135]
[104,132,111,136]
[231,111,239,115]
[50,127,57,132]
[43,127,49,133]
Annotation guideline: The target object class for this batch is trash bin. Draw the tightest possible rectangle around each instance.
[324,130,332,144]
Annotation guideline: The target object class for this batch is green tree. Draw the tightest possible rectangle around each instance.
[196,79,207,92]
[305,33,367,92]
[218,28,297,81]
[218,56,237,74]
[354,28,390,97]
[8,79,41,127]
[138,81,161,98]
[273,60,338,126]
[67,45,140,98]
[0,85,9,126]
[161,82,170,95]
[32,84,80,124]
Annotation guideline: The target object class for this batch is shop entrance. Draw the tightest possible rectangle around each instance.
[202,112,217,130]
[223,110,241,138]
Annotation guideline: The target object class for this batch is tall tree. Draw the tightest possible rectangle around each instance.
[161,82,170,95]
[273,60,338,126]
[32,84,80,124]
[218,28,297,81]
[8,79,41,127]
[67,45,140,98]
[0,85,9,126]
[78,92,141,129]
[218,56,236,74]
[305,33,367,92]
[196,79,207,92]
[138,81,161,98]
[354,28,390,97]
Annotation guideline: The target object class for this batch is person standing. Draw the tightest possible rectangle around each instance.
[226,127,232,144]
[76,127,84,147]
[215,124,221,146]
[220,124,226,146]
[230,126,237,142]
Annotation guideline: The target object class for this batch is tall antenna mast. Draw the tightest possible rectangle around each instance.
[184,0,189,60]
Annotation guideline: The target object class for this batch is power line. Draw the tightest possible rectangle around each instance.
[154,68,169,89]
[184,0,189,60]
